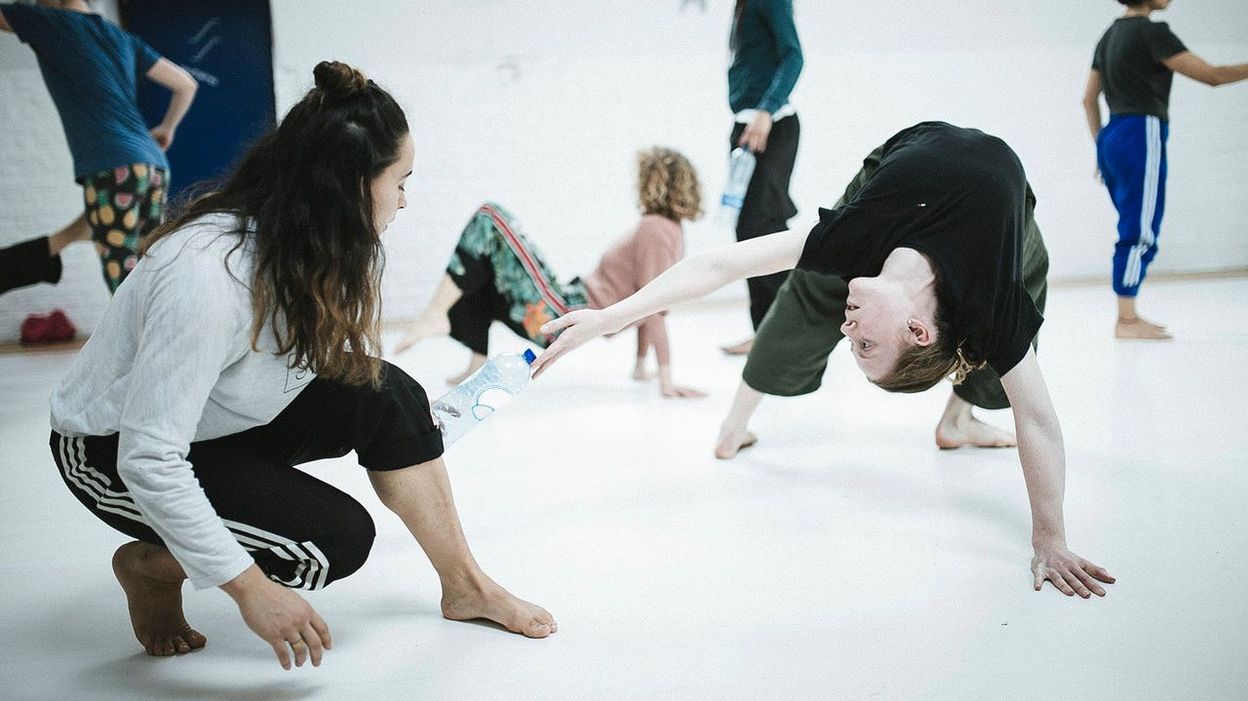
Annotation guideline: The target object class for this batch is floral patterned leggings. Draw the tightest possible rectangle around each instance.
[446,202,589,356]
[82,164,168,293]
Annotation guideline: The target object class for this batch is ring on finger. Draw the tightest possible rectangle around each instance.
[290,638,306,648]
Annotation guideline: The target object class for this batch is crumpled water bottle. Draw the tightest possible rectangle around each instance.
[432,349,536,447]
[716,146,756,231]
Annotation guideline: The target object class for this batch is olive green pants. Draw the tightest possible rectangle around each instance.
[741,146,1049,410]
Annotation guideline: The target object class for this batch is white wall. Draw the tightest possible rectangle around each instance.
[2,1,1246,341]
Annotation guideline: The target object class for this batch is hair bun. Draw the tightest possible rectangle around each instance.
[313,61,369,99]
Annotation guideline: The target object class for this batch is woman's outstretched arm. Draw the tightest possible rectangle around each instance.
[1000,348,1115,598]
[531,226,807,377]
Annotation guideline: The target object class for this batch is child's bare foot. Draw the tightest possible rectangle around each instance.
[720,337,754,356]
[112,541,207,657]
[632,365,656,381]
[714,424,757,460]
[441,575,557,638]
[1115,317,1172,340]
[447,353,487,385]
[935,415,1016,449]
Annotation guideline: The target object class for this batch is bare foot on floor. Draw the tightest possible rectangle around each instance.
[112,542,207,657]
[935,416,1016,450]
[714,425,758,460]
[1115,317,1172,340]
[720,338,754,356]
[441,578,557,638]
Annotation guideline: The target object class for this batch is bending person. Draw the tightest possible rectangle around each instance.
[1082,0,1248,339]
[396,147,706,398]
[1,0,197,293]
[534,122,1115,598]
[48,62,554,668]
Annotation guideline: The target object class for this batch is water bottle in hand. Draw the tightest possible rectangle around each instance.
[716,146,756,231]
[433,349,537,447]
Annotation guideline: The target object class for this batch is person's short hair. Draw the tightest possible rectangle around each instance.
[636,147,703,222]
[872,290,985,394]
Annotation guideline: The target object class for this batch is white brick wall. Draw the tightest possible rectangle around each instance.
[3,0,1246,342]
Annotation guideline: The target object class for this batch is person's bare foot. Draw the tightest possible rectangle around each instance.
[112,541,207,657]
[1115,316,1172,340]
[447,354,487,385]
[441,576,557,638]
[934,415,1016,449]
[393,314,452,355]
[720,337,754,356]
[714,424,758,460]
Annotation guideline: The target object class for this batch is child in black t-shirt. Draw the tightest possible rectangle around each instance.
[1081,0,1248,340]
[533,123,1115,600]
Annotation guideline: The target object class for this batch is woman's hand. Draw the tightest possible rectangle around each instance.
[532,308,624,378]
[738,111,773,153]
[222,565,332,669]
[1031,542,1115,598]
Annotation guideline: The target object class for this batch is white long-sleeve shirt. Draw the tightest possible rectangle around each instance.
[50,213,316,589]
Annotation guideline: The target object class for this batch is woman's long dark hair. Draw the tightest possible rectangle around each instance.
[142,61,409,387]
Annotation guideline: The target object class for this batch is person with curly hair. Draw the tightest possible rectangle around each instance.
[533,122,1116,599]
[395,147,707,398]
[47,61,555,669]
[1082,0,1248,340]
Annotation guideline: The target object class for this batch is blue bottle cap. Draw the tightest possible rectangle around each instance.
[523,349,537,365]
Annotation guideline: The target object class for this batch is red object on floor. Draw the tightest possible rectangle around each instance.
[20,309,76,345]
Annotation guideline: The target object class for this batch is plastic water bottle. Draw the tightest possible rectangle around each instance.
[716,146,756,231]
[432,349,537,447]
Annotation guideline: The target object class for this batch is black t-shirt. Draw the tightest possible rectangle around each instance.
[797,122,1042,376]
[1092,17,1187,121]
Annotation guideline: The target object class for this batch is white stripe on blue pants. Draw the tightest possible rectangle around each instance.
[1096,114,1168,297]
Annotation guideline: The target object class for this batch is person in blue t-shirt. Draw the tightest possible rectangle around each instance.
[1,0,197,294]
[1081,0,1248,340]
[720,0,803,356]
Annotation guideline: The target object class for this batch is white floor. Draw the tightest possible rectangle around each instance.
[1,278,1246,701]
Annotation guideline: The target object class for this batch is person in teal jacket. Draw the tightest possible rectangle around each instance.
[721,0,804,355]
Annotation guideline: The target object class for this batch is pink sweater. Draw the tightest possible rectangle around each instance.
[582,214,684,313]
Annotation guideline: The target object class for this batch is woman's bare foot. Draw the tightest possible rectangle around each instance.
[441,575,557,638]
[935,392,1016,449]
[720,337,754,356]
[1115,316,1172,340]
[714,424,758,460]
[112,541,207,657]
[447,353,487,385]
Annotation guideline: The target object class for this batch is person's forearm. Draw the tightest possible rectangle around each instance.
[1014,411,1068,547]
[1211,62,1248,86]
[159,82,197,130]
[422,274,464,320]
[642,316,671,367]
[602,230,803,332]
[1082,101,1102,142]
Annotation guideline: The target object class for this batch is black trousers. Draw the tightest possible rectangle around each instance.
[0,236,61,295]
[50,361,444,590]
[730,113,801,330]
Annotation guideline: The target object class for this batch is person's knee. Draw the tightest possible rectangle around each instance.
[321,504,376,584]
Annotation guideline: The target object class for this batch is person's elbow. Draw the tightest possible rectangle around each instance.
[179,70,199,97]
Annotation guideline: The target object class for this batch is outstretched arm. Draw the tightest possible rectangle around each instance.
[145,58,198,150]
[1081,69,1103,142]
[1164,51,1248,87]
[531,227,807,377]
[1000,348,1115,597]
